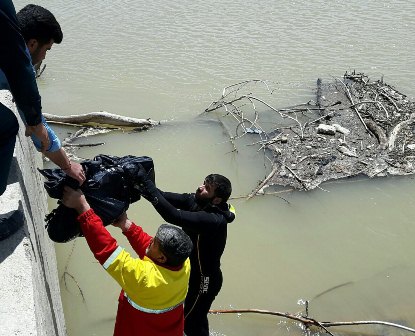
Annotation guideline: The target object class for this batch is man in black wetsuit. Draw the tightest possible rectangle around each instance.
[137,172,236,336]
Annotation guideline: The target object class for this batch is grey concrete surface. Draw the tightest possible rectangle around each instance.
[0,90,66,336]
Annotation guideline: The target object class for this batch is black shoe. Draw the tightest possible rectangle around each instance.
[0,209,24,241]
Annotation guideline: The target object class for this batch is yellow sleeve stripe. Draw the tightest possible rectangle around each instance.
[103,246,123,270]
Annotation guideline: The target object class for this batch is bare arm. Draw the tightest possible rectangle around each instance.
[44,148,85,185]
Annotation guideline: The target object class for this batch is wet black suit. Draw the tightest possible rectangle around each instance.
[144,185,235,336]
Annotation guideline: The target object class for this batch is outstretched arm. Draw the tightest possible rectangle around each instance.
[44,148,85,185]
[62,186,152,293]
[27,116,85,185]
[61,186,117,264]
[143,181,223,234]
[112,212,152,259]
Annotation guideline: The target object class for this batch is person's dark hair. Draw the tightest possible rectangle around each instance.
[155,224,193,267]
[17,4,63,45]
[205,174,232,203]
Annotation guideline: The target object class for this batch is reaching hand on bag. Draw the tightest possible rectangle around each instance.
[63,161,86,185]
[112,212,132,232]
[134,163,148,185]
[62,186,90,214]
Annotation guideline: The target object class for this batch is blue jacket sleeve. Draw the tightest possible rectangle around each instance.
[0,0,43,126]
[30,116,61,152]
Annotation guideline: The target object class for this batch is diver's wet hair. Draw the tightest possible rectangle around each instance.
[205,174,232,203]
[155,224,193,267]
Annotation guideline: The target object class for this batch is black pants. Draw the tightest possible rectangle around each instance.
[184,273,222,336]
[0,69,19,196]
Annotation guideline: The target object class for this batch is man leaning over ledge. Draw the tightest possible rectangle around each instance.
[0,0,85,240]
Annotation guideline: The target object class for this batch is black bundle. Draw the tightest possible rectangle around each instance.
[39,154,155,243]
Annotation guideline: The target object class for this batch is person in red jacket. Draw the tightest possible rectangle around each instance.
[62,185,193,336]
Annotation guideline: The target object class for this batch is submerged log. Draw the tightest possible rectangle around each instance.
[388,114,415,151]
[43,111,159,130]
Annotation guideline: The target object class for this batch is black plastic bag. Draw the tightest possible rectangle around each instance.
[40,154,155,243]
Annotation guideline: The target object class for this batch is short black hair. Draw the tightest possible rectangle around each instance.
[17,4,63,45]
[205,174,232,203]
[155,224,193,267]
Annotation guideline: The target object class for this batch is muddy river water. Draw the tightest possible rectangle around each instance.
[13,0,415,334]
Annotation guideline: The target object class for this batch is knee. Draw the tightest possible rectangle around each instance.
[0,184,6,196]
[5,116,19,139]
[9,116,19,137]
[0,105,19,139]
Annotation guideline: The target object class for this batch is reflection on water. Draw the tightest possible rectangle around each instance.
[14,0,415,334]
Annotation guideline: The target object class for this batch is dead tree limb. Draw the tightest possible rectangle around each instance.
[380,89,402,113]
[284,163,310,190]
[43,111,159,130]
[209,309,415,334]
[247,164,279,200]
[336,77,369,133]
[388,114,415,151]
[349,100,389,119]
[363,119,388,149]
[215,115,238,153]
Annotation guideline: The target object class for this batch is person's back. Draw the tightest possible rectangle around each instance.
[111,247,191,335]
[114,223,192,335]
[62,186,193,336]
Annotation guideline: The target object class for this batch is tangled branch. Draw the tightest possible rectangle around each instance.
[203,72,415,195]
[209,308,415,334]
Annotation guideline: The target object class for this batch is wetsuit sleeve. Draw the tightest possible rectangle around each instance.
[77,208,118,264]
[0,0,43,126]
[144,181,223,234]
[123,223,153,259]
[159,191,191,208]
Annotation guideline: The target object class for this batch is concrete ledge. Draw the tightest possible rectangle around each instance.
[0,90,66,335]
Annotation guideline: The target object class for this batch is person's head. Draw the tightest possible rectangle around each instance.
[17,4,63,65]
[195,174,232,206]
[146,224,193,267]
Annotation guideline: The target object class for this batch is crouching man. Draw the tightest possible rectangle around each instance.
[62,186,193,336]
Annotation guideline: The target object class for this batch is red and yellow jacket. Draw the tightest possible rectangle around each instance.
[77,209,191,336]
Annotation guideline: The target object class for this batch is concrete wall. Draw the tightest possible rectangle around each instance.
[0,90,66,336]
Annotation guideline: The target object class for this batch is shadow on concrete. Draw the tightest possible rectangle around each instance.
[7,156,20,186]
[0,200,26,264]
[0,227,25,264]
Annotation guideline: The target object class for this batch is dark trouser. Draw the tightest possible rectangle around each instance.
[0,69,19,196]
[0,102,18,196]
[184,273,222,336]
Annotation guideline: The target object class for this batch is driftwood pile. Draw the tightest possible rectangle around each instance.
[204,73,415,194]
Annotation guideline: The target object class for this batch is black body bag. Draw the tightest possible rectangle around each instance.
[39,154,155,243]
